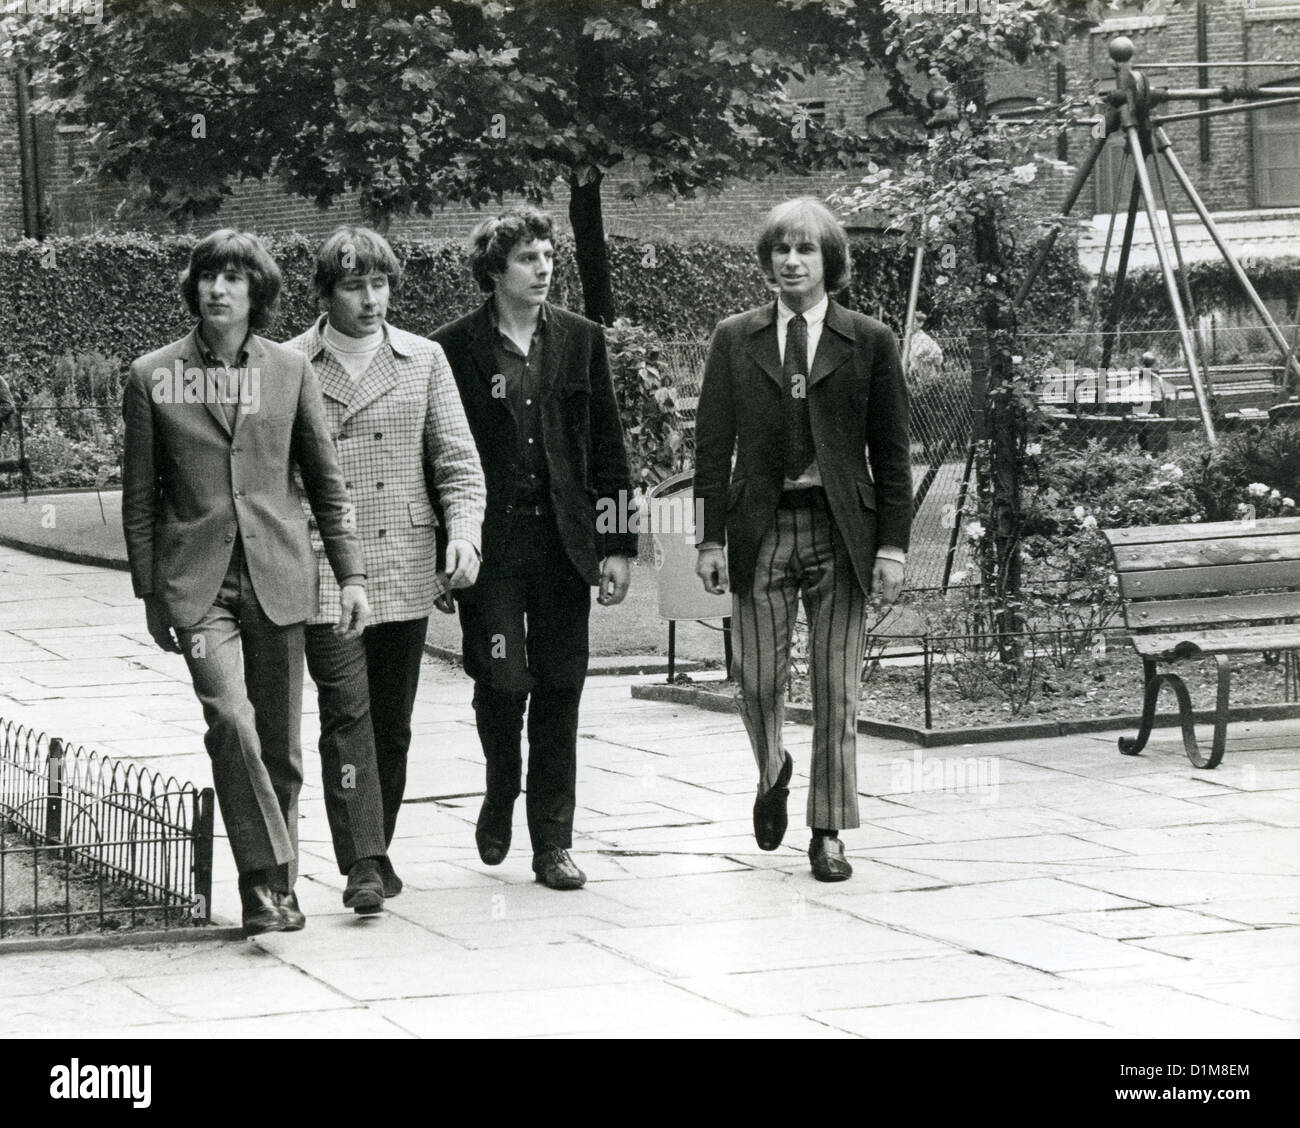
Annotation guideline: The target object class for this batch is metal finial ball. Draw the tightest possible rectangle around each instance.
[1109,37,1135,64]
[926,88,949,111]
[1141,351,1156,368]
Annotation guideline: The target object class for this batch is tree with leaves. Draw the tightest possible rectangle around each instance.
[3,0,884,324]
[834,0,1107,629]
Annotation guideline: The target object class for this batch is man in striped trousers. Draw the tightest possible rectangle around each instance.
[693,197,912,881]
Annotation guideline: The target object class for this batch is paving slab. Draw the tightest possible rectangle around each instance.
[0,542,1296,1039]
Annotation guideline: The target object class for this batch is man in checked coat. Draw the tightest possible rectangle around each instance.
[287,227,485,913]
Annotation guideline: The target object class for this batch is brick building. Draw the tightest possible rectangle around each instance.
[1,0,1298,271]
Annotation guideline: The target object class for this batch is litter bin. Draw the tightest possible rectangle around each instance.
[647,470,731,679]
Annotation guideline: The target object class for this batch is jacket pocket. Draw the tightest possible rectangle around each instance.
[857,480,877,512]
[408,499,437,528]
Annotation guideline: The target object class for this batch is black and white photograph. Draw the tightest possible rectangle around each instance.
[0,0,1295,1082]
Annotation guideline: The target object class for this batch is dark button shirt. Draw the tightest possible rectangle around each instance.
[196,325,252,429]
[490,304,550,509]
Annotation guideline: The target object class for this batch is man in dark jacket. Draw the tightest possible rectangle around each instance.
[693,197,912,883]
[433,206,636,890]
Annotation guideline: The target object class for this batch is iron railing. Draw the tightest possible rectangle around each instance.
[0,717,214,938]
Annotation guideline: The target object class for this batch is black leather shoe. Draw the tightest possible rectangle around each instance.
[532,847,586,890]
[753,753,793,851]
[475,800,513,866]
[343,857,385,914]
[377,855,403,898]
[273,889,306,931]
[239,883,288,937]
[809,835,853,882]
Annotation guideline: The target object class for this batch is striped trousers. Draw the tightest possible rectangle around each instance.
[731,496,867,830]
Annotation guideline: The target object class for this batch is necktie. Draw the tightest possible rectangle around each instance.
[783,312,814,479]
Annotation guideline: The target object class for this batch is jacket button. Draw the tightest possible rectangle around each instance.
[225,533,234,543]
[374,432,382,440]
[505,505,513,515]
[378,529,386,538]
[376,482,384,490]
[345,481,352,489]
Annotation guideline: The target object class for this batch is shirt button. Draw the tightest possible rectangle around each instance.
[505,505,514,515]
[527,438,534,444]
[526,399,532,406]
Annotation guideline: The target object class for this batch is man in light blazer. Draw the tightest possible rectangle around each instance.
[287,226,485,913]
[693,197,912,882]
[433,206,637,891]
[122,228,370,935]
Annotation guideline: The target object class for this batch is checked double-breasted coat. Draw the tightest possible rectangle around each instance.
[285,317,485,626]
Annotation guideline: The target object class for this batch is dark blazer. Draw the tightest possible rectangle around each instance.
[122,328,366,629]
[693,298,912,597]
[432,301,637,584]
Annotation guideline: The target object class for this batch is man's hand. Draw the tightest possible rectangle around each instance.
[444,540,480,590]
[433,592,457,615]
[597,554,632,606]
[336,584,371,638]
[144,596,182,654]
[696,547,729,595]
[871,555,905,607]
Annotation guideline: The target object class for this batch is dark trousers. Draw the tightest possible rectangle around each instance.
[175,540,303,889]
[458,515,590,851]
[304,616,428,862]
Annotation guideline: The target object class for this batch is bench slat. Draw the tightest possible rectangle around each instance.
[1124,590,1300,630]
[1120,560,1300,599]
[1130,625,1300,660]
[1112,534,1300,573]
[1105,517,1300,547]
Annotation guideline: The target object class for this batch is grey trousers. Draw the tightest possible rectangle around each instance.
[176,541,303,888]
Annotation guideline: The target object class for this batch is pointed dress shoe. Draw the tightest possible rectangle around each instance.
[343,857,385,915]
[753,752,793,851]
[532,847,586,890]
[377,854,403,898]
[809,835,853,882]
[475,800,513,867]
[239,883,288,937]
[273,889,306,931]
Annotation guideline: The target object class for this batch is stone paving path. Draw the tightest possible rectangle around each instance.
[0,544,1297,1038]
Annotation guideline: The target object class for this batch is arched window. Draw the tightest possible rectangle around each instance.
[1253,79,1300,207]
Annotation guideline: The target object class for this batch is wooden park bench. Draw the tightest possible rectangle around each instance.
[1103,516,1300,768]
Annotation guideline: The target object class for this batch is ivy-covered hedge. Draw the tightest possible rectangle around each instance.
[0,228,1090,400]
[1098,256,1300,325]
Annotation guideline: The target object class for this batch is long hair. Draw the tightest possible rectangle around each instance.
[179,228,282,330]
[467,206,555,293]
[755,197,852,293]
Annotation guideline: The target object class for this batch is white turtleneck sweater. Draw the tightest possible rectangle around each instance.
[323,320,385,380]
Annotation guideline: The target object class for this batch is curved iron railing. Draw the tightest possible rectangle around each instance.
[0,716,213,938]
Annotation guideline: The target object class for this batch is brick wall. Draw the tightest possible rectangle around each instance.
[0,69,27,239]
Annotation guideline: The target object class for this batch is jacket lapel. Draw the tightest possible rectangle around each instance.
[743,303,783,390]
[341,344,399,425]
[809,300,853,387]
[467,303,504,402]
[302,317,354,410]
[535,304,568,400]
[180,329,233,439]
[229,336,269,438]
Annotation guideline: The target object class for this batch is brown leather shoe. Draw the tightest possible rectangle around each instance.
[809,835,853,882]
[239,882,288,937]
[532,847,586,890]
[273,889,306,931]
[753,753,793,851]
[475,800,513,866]
[343,857,385,914]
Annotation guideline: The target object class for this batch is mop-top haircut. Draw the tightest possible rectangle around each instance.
[756,197,852,293]
[179,228,283,331]
[313,226,403,299]
[467,206,555,293]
